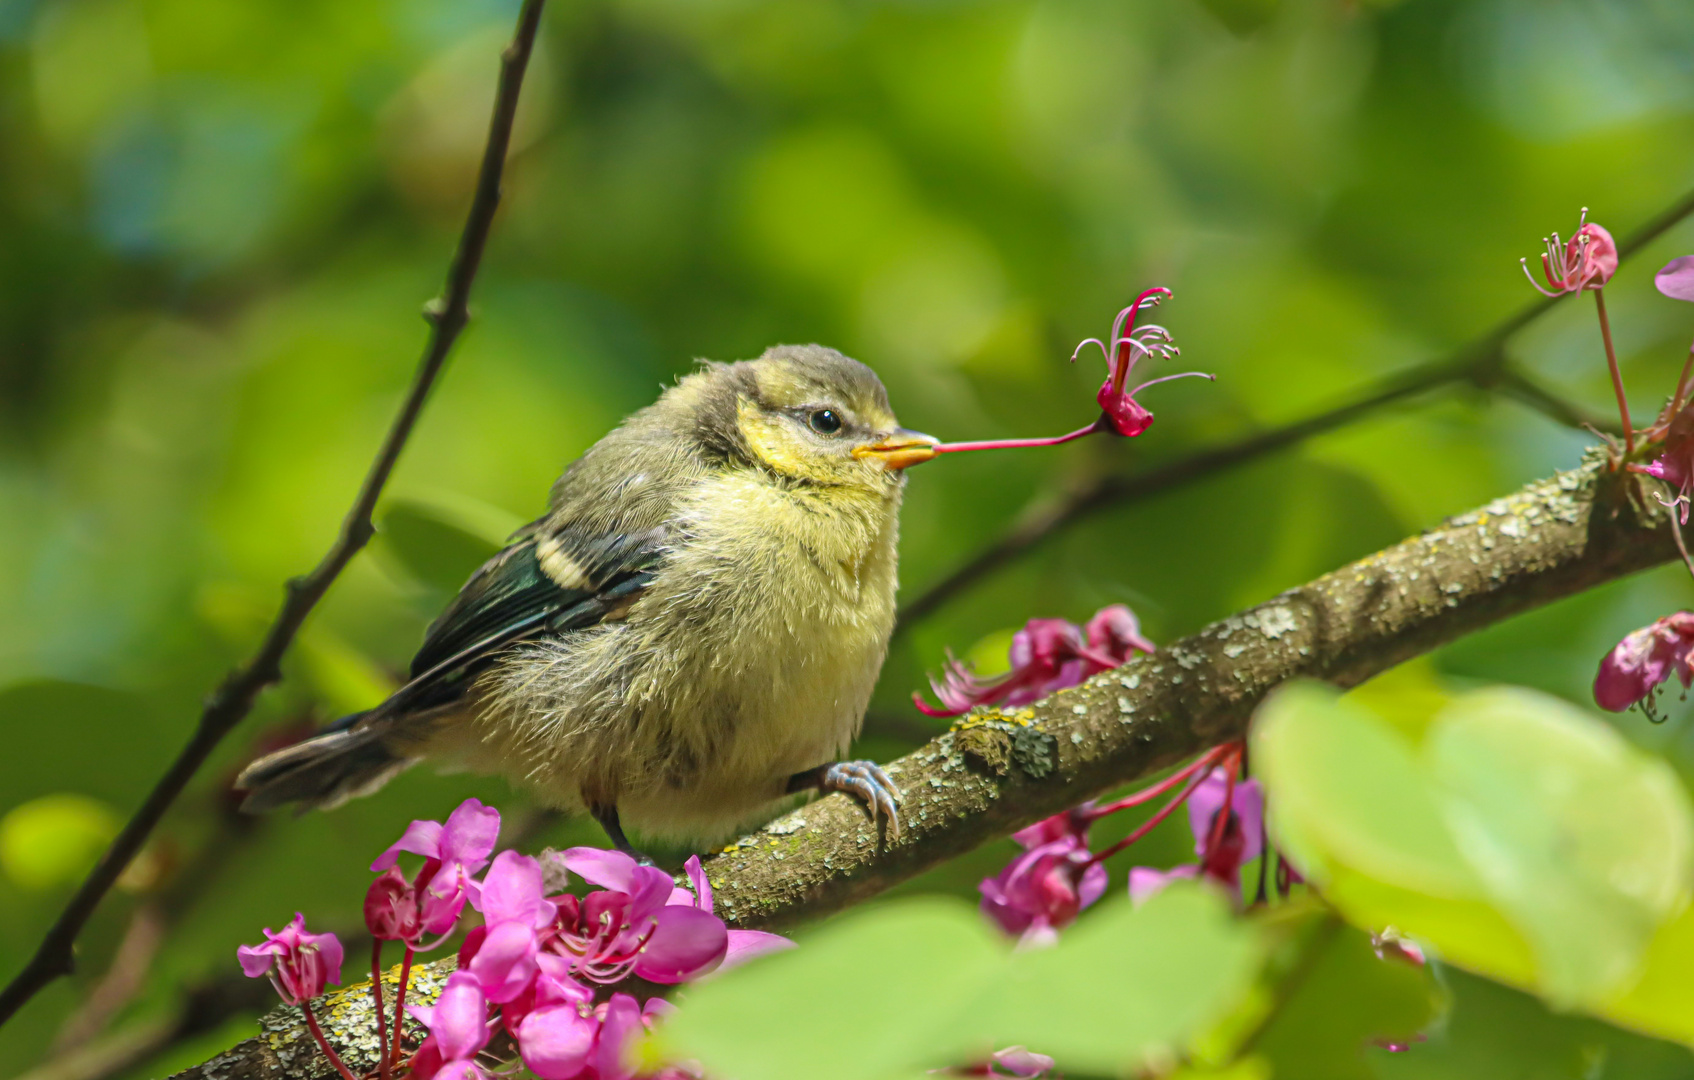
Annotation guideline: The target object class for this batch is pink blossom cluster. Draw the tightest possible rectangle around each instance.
[237,799,789,1080]
[915,605,1155,718]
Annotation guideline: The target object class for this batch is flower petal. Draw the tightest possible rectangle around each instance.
[561,847,639,892]
[476,851,557,928]
[1657,255,1694,302]
[722,930,795,971]
[236,942,276,979]
[439,798,501,872]
[634,905,729,983]
[371,819,444,872]
[517,1005,598,1080]
[591,994,645,1080]
[467,921,541,1003]
[427,971,493,1061]
[1128,864,1198,905]
[682,854,713,913]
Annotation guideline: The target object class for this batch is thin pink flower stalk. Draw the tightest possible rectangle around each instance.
[915,605,1155,718]
[918,288,1213,460]
[1521,209,1634,455]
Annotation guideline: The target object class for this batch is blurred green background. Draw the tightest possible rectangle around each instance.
[5,0,1694,1074]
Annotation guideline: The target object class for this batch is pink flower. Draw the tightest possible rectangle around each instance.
[236,913,344,1005]
[370,798,501,937]
[1594,612,1694,715]
[1128,768,1263,905]
[407,972,492,1080]
[1628,404,1694,523]
[979,813,1108,945]
[916,605,1155,718]
[543,849,730,984]
[1522,210,1618,296]
[1072,287,1212,438]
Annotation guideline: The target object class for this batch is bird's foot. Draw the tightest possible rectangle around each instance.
[589,803,654,865]
[791,760,902,838]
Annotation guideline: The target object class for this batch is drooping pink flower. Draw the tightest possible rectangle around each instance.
[365,867,422,943]
[1522,210,1618,296]
[236,913,344,1005]
[407,971,492,1080]
[370,798,501,937]
[1128,768,1263,905]
[979,813,1108,945]
[1628,404,1694,523]
[916,605,1156,718]
[1072,287,1213,438]
[1594,612,1694,715]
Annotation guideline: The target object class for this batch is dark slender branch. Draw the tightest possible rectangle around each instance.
[0,0,549,1029]
[895,186,1694,632]
[1488,364,1620,434]
[170,454,1677,1080]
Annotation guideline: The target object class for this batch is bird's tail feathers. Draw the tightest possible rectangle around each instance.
[236,712,415,813]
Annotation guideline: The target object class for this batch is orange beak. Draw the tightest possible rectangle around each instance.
[852,428,941,470]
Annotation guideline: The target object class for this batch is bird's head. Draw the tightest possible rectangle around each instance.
[685,345,938,490]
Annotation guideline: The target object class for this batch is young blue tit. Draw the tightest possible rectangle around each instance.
[237,345,939,854]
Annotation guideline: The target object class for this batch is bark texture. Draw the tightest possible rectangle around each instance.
[173,455,1676,1079]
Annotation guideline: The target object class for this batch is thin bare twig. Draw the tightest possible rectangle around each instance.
[895,188,1694,631]
[0,0,550,1029]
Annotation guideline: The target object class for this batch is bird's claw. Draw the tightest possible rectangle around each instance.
[817,760,902,838]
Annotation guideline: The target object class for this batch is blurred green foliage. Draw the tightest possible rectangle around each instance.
[5,0,1694,1074]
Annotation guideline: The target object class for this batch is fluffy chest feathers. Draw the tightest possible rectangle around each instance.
[651,469,902,707]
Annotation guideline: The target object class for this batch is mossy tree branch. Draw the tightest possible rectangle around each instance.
[173,454,1677,1079]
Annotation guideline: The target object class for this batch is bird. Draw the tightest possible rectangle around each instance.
[237,345,939,854]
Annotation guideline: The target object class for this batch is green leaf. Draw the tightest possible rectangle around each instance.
[663,888,1262,1080]
[1252,680,1694,1042]
[1426,687,1694,1007]
[1250,682,1480,898]
[0,793,120,889]
[658,897,1005,1080]
[977,884,1262,1075]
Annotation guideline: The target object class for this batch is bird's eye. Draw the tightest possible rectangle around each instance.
[808,409,843,435]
